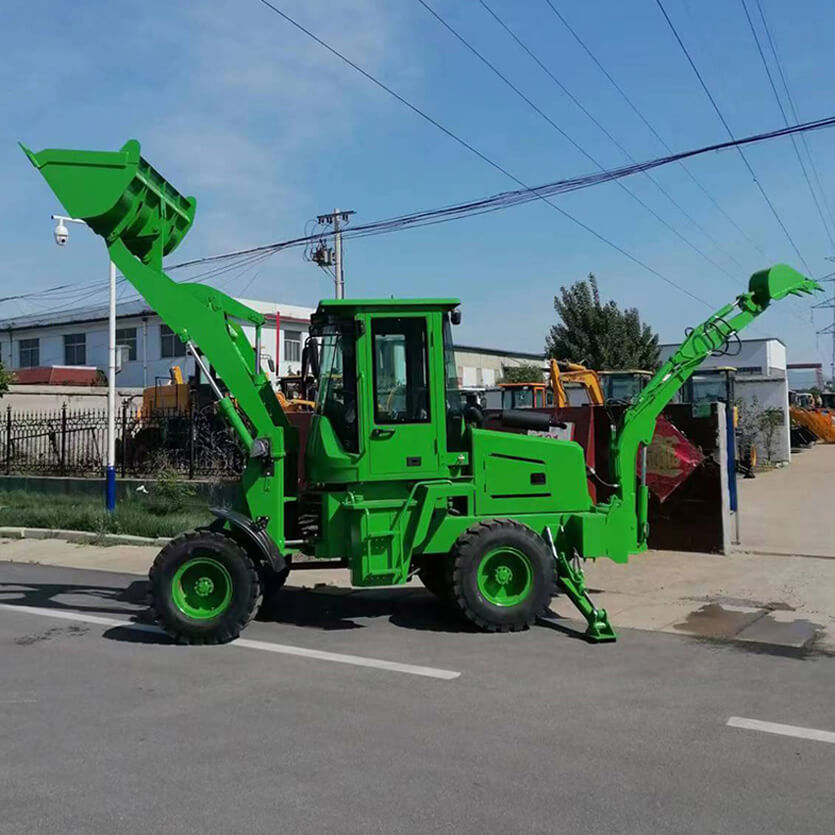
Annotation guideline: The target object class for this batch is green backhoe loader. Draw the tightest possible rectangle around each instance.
[22,139,820,643]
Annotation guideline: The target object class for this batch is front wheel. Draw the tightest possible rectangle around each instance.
[149,530,262,644]
[450,519,555,632]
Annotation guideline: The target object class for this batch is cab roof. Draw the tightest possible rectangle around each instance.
[315,298,460,312]
[311,298,461,331]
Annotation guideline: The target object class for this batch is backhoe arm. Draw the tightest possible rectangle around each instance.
[608,264,820,556]
[550,359,605,407]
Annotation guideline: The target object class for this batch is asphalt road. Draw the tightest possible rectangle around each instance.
[1,561,833,835]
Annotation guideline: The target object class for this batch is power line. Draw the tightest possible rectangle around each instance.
[416,0,740,287]
[2,250,279,324]
[4,112,835,319]
[247,0,722,308]
[754,0,835,241]
[477,0,746,279]
[739,0,835,250]
[654,0,815,277]
[541,0,770,261]
[160,115,835,266]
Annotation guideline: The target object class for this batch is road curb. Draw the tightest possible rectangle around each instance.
[0,526,169,548]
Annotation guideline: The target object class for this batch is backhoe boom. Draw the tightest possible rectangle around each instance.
[608,264,820,556]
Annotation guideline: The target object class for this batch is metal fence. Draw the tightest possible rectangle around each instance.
[1,404,244,479]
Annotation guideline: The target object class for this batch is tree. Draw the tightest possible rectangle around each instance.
[499,363,544,383]
[757,408,785,463]
[0,360,12,397]
[545,273,659,370]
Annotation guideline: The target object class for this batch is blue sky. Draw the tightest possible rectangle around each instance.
[3,0,835,366]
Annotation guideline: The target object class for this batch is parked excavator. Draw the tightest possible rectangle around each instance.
[497,360,649,410]
[23,139,820,644]
[790,391,835,443]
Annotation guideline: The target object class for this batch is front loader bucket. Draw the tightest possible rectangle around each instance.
[20,139,195,268]
[749,263,821,305]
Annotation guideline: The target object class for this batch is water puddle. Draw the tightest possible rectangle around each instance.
[674,603,764,639]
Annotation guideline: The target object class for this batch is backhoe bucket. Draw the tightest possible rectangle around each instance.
[748,263,820,305]
[20,139,195,267]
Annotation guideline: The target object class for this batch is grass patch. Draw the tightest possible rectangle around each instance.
[0,489,214,539]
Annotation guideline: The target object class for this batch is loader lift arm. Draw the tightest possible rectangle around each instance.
[22,139,298,555]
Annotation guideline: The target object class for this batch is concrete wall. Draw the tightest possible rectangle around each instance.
[3,385,143,412]
[766,340,787,375]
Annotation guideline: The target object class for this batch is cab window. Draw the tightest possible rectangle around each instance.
[316,321,359,453]
[372,318,430,424]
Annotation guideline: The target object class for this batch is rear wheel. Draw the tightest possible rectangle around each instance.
[149,530,262,644]
[450,519,554,632]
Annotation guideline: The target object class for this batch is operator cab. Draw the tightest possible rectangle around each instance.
[307,298,466,484]
[497,381,552,409]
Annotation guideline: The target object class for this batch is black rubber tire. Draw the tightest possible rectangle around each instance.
[259,556,292,600]
[418,556,453,602]
[450,519,555,633]
[149,530,262,645]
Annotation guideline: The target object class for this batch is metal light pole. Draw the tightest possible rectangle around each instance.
[106,258,117,510]
[52,214,118,510]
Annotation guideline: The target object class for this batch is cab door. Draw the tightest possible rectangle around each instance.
[365,314,440,478]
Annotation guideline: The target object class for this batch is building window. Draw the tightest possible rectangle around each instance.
[64,333,86,365]
[160,324,186,358]
[19,338,39,368]
[115,327,137,361]
[284,330,301,363]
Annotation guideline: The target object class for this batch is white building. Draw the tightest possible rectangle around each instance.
[454,344,545,389]
[660,337,792,462]
[1,301,544,396]
[0,298,315,389]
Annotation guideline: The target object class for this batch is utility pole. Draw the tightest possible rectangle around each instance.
[813,259,835,387]
[333,210,345,300]
[313,209,355,298]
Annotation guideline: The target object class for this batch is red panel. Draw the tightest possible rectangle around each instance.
[13,367,100,386]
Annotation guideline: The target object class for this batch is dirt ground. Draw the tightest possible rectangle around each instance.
[736,443,835,558]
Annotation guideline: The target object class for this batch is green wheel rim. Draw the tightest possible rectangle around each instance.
[476,547,533,607]
[171,557,233,620]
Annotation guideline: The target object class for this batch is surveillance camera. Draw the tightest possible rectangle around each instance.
[54,222,69,246]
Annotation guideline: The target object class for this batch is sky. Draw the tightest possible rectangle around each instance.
[2,0,835,369]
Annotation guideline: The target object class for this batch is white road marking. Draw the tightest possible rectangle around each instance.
[0,603,461,680]
[727,716,835,744]
[230,636,460,679]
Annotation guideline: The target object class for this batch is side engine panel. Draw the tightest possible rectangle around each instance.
[470,428,592,517]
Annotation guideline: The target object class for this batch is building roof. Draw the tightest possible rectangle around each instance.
[0,295,314,331]
[316,298,460,312]
[13,366,101,385]
[454,344,544,361]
